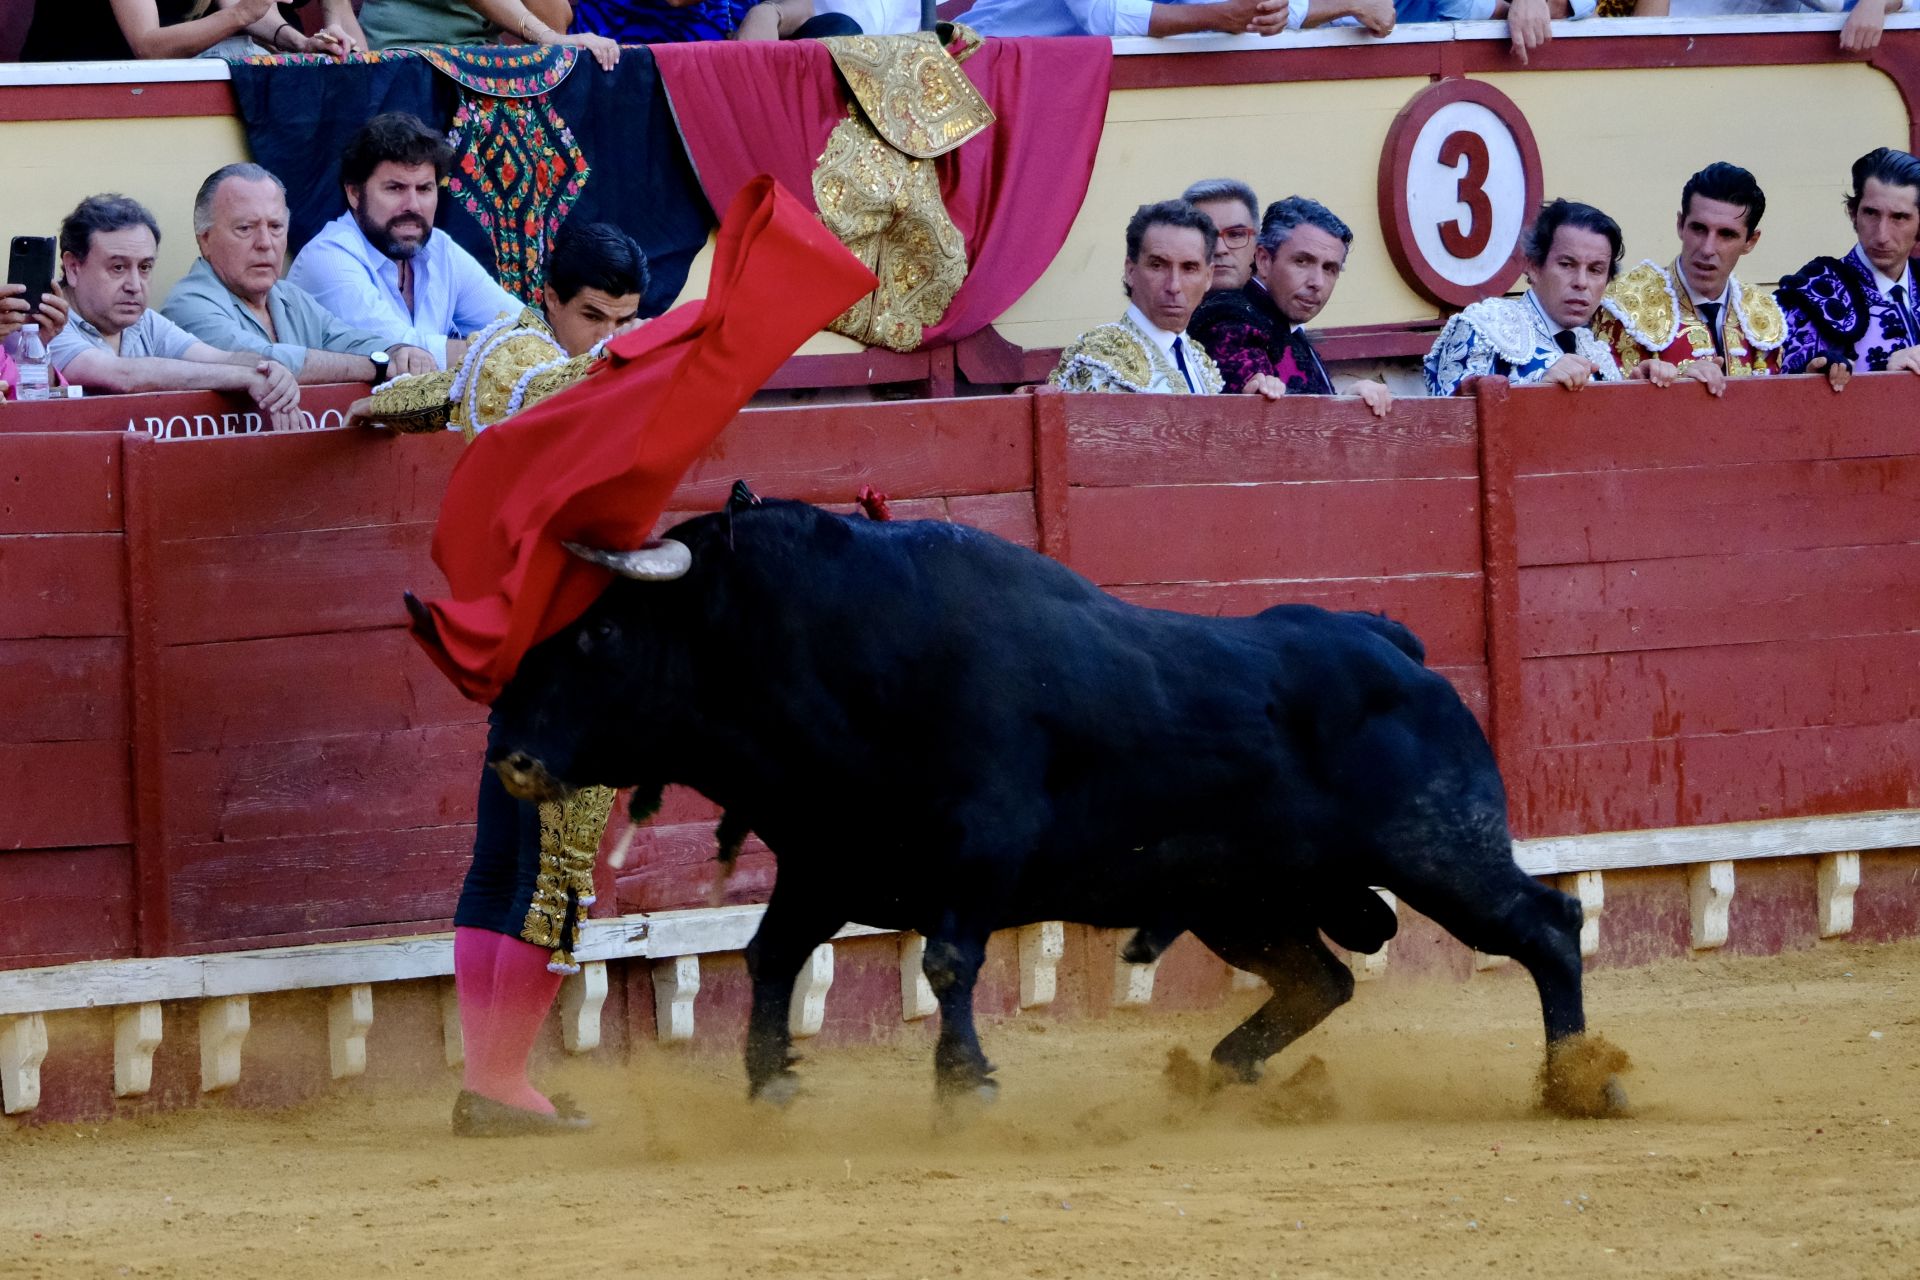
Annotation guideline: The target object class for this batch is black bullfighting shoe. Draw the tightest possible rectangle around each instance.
[451,1090,594,1137]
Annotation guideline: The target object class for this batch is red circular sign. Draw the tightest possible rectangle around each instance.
[1378,79,1545,310]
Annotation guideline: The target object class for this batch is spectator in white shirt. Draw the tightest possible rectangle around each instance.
[955,0,1392,41]
[287,112,522,372]
[47,194,301,430]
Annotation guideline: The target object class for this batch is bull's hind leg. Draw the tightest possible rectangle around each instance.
[1193,927,1354,1084]
[741,881,844,1105]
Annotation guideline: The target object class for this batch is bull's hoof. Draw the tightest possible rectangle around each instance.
[1540,1033,1633,1118]
[1165,1046,1243,1098]
[750,1072,803,1109]
[932,1077,999,1132]
[934,1066,998,1106]
[1252,1054,1338,1125]
[1203,1050,1264,1088]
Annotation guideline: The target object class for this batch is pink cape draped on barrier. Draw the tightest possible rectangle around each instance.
[413,176,878,704]
[651,36,1112,346]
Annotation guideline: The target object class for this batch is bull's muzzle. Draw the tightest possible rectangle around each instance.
[492,751,570,803]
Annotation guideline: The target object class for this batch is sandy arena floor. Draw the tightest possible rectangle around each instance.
[3,941,1916,1280]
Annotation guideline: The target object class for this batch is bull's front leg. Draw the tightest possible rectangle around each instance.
[922,923,995,1103]
[741,884,843,1106]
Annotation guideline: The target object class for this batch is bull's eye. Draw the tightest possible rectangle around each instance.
[576,618,619,657]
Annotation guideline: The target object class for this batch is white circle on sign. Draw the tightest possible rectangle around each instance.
[1405,100,1529,290]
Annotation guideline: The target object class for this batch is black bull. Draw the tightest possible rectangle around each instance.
[466,496,1629,1117]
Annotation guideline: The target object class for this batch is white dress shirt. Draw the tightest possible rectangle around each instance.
[958,0,1307,39]
[1863,252,1917,302]
[287,212,520,369]
[1124,302,1200,393]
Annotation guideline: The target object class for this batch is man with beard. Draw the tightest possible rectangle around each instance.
[289,112,520,372]
[164,163,437,384]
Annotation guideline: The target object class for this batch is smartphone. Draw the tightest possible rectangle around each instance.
[8,235,57,316]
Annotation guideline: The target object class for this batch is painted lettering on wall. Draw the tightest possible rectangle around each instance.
[126,408,349,439]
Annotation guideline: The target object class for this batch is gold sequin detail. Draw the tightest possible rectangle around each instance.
[814,106,968,353]
[1049,318,1223,395]
[809,30,995,353]
[363,369,458,434]
[820,28,994,161]
[522,784,617,971]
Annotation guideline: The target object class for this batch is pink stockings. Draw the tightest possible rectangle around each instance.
[454,926,563,1114]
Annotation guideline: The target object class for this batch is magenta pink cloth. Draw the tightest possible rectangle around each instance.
[651,36,1111,345]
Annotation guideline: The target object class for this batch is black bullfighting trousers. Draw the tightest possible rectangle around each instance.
[454,740,616,974]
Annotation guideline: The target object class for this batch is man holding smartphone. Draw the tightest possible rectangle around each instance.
[0,279,69,402]
[47,194,302,430]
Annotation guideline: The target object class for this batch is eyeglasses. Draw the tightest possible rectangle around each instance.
[1216,225,1255,248]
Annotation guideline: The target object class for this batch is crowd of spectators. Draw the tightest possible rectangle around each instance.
[0,0,1907,63]
[0,110,648,411]
[1047,147,1920,403]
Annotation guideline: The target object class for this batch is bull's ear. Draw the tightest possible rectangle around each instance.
[563,537,692,581]
[403,590,440,643]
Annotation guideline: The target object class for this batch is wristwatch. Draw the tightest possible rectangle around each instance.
[369,350,392,384]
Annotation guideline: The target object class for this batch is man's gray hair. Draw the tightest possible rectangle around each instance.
[193,163,287,235]
[1256,196,1354,254]
[1181,178,1260,223]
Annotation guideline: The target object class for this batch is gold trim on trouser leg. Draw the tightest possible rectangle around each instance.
[523,785,618,974]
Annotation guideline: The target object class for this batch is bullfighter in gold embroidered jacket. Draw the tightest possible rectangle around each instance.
[1049,200,1236,397]
[351,222,648,1136]
[1592,163,1787,390]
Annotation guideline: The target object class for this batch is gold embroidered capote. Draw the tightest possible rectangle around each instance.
[362,308,599,440]
[1049,315,1225,395]
[812,28,995,352]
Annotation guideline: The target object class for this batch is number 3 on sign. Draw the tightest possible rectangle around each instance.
[1379,80,1544,309]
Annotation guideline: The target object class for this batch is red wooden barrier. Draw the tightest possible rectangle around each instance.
[5,373,1920,967]
[1,431,135,966]
[1490,373,1920,839]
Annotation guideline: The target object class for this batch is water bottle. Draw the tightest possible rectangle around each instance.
[13,330,50,402]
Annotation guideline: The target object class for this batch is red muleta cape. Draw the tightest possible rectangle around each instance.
[412,176,878,704]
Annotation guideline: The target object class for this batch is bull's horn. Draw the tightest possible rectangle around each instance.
[564,537,692,581]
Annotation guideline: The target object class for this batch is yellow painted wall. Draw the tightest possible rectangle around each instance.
[0,115,250,292]
[1481,64,1906,290]
[995,77,1435,349]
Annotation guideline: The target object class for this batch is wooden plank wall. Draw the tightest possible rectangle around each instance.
[1501,375,1920,838]
[6,374,1919,963]
[124,425,485,953]
[0,432,136,966]
[1053,392,1490,720]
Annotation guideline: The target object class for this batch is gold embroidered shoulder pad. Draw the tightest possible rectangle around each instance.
[1734,279,1787,351]
[1598,260,1678,353]
[458,312,568,439]
[1049,323,1153,393]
